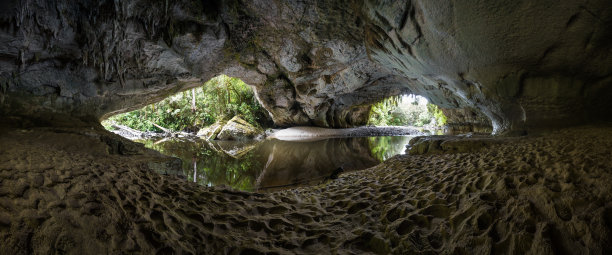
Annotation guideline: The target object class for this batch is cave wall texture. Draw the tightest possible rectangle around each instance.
[0,0,611,134]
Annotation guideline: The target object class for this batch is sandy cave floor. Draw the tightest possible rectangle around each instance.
[0,125,611,254]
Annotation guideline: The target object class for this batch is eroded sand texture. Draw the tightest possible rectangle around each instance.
[1,126,611,254]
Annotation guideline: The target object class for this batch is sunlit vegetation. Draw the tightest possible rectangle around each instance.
[103,75,270,132]
[368,94,447,127]
[427,103,447,127]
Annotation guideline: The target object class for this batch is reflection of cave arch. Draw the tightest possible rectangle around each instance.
[254,138,379,191]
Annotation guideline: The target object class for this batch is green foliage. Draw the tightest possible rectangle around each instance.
[103,75,270,132]
[368,95,447,127]
[367,136,413,162]
[427,103,447,126]
[367,95,401,126]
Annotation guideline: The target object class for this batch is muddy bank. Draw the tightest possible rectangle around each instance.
[1,125,611,254]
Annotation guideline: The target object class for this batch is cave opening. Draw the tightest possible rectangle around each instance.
[102,74,272,135]
[101,79,436,192]
[367,94,446,133]
[2,0,612,253]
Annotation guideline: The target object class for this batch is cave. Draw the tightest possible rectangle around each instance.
[1,0,612,254]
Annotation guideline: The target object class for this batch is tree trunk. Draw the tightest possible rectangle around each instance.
[191,88,196,113]
[148,121,172,134]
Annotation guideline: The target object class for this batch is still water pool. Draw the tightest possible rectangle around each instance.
[139,136,415,192]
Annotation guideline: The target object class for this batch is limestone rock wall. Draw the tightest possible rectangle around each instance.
[441,108,493,134]
[362,0,612,134]
[1,0,611,134]
[0,0,230,123]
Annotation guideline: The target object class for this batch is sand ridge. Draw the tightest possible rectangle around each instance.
[0,125,611,254]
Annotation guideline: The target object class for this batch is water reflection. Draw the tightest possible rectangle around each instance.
[139,136,414,192]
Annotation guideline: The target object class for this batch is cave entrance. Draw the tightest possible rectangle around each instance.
[102,75,271,135]
[101,81,443,192]
[368,94,447,133]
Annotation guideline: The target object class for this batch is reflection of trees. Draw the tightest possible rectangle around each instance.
[139,139,262,191]
[197,151,261,191]
[367,136,413,161]
[138,136,414,192]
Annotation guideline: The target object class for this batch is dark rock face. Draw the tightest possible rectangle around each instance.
[1,0,611,134]
[441,108,492,134]
[362,0,612,134]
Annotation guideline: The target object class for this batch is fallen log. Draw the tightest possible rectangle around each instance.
[149,121,172,134]
[111,124,143,138]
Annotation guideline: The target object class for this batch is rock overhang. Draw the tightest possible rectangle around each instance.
[0,0,610,135]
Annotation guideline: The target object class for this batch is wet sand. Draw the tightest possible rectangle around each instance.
[0,125,611,254]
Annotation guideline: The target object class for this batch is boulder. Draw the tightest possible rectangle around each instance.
[196,122,224,140]
[216,116,263,141]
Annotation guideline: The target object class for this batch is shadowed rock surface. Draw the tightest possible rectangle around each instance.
[441,107,493,134]
[1,0,611,134]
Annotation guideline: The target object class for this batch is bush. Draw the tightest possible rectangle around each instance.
[368,95,447,127]
[427,103,447,126]
[102,75,271,132]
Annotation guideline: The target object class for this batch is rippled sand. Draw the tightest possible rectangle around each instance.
[1,125,611,254]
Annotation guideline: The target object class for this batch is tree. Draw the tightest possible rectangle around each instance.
[103,75,270,132]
